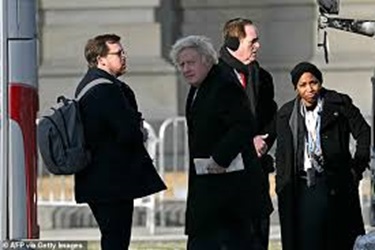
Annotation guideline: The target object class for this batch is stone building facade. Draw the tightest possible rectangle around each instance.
[39,0,375,122]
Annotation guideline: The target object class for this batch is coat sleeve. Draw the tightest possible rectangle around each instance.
[341,94,371,173]
[210,82,256,168]
[258,68,278,149]
[84,84,144,146]
[275,104,291,194]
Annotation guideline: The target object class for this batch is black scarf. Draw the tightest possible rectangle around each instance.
[220,46,249,74]
[219,47,259,119]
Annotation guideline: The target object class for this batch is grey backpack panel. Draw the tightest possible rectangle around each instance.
[37,78,112,175]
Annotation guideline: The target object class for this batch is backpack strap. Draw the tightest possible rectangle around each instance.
[76,78,113,100]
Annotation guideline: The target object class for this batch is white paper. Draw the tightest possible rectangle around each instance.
[193,154,244,175]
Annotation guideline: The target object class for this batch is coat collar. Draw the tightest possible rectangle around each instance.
[282,88,344,132]
[76,67,122,97]
[185,65,218,117]
[219,46,248,74]
[84,67,119,84]
[219,47,260,112]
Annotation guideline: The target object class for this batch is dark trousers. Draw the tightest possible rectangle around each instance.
[187,220,268,250]
[297,175,330,250]
[88,200,134,250]
[256,216,270,250]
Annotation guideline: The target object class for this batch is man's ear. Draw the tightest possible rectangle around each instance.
[97,55,105,66]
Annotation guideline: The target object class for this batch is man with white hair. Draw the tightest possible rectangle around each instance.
[170,35,268,250]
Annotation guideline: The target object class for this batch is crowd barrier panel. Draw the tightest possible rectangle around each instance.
[157,117,189,227]
[37,117,369,232]
[37,121,159,234]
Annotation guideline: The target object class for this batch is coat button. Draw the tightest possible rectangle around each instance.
[330,189,336,196]
[333,111,339,116]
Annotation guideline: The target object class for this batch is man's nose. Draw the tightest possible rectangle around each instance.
[255,41,261,49]
[182,64,190,73]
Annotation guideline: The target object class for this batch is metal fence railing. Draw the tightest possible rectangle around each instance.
[37,116,372,233]
[157,117,188,226]
[37,121,160,234]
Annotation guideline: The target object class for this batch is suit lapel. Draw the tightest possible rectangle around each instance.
[190,84,208,115]
[249,63,260,103]
[231,70,259,121]
[245,73,257,118]
[186,87,197,118]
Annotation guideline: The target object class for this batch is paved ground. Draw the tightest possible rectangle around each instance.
[39,198,375,242]
[40,227,185,242]
[38,173,375,245]
[40,225,281,242]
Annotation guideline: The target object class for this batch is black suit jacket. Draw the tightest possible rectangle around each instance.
[74,67,166,203]
[185,65,268,236]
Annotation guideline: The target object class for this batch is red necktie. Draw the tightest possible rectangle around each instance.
[239,72,246,88]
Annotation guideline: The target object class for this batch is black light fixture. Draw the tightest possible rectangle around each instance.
[317,0,375,63]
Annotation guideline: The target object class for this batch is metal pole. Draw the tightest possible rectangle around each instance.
[0,0,9,241]
[370,72,375,226]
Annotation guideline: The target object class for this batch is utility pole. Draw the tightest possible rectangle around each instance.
[0,0,39,242]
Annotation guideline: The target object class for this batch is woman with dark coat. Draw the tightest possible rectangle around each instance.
[276,62,370,250]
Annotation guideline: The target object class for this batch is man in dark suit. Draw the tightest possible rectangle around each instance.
[170,35,269,250]
[74,34,166,250]
[218,18,278,249]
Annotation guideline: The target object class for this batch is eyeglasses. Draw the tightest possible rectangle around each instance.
[250,37,259,45]
[107,50,125,57]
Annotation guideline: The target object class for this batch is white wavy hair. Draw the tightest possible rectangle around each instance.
[169,35,218,67]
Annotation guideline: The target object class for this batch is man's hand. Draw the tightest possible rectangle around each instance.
[253,134,269,158]
[207,157,226,174]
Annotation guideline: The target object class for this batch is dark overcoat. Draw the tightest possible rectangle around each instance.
[218,50,277,216]
[218,49,277,151]
[74,67,166,203]
[185,65,268,236]
[276,88,369,250]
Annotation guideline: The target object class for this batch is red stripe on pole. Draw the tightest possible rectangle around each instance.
[9,83,39,239]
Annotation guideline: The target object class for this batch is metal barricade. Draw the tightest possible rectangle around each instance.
[37,115,371,232]
[37,121,159,234]
[157,117,189,227]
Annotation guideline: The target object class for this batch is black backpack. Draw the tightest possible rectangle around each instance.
[37,78,112,175]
